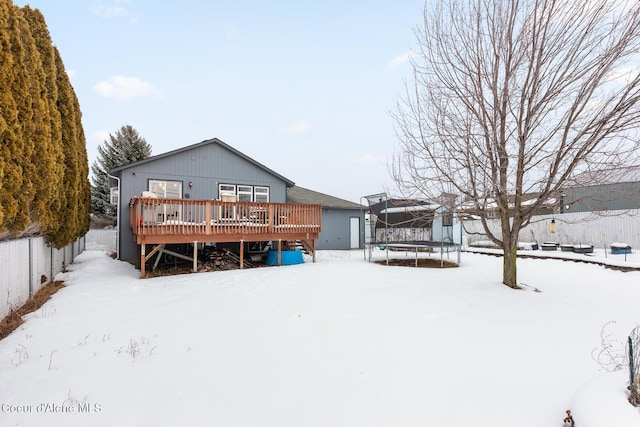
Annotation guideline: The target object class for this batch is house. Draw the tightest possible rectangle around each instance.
[108,138,360,273]
[560,166,640,213]
[286,186,366,250]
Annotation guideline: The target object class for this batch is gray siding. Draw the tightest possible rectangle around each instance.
[564,182,640,213]
[114,142,290,263]
[317,208,365,250]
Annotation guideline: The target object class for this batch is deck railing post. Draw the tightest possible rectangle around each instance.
[129,199,322,271]
[268,205,274,233]
[205,202,211,235]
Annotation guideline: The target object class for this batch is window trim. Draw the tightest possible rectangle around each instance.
[110,187,119,205]
[149,179,183,199]
[149,179,183,222]
[254,186,270,202]
[219,184,270,202]
[237,185,253,202]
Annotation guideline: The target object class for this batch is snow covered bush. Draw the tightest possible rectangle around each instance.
[592,322,640,406]
[628,326,639,406]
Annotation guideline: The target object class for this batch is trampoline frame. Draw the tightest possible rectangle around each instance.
[361,192,462,267]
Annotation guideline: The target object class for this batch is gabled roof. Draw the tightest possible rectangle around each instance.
[109,137,295,187]
[569,166,640,187]
[286,186,365,209]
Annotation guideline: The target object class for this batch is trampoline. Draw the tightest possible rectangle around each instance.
[380,240,461,267]
[361,192,462,267]
[382,240,459,249]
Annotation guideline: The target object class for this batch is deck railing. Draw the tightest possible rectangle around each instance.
[129,197,322,243]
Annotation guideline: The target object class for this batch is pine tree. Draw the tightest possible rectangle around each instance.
[91,125,152,217]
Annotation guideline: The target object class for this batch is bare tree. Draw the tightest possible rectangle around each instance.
[392,0,640,288]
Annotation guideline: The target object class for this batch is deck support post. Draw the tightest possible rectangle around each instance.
[193,241,198,272]
[239,240,244,269]
[277,239,282,266]
[129,199,321,277]
[141,243,146,278]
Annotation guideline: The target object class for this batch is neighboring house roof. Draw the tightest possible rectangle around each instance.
[286,186,365,210]
[457,194,558,211]
[109,137,295,187]
[569,166,640,187]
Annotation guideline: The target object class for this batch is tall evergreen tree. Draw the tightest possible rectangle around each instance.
[1,1,33,234]
[22,5,64,235]
[0,0,90,246]
[91,125,152,216]
[71,85,91,238]
[47,46,89,248]
[11,4,54,235]
[0,0,17,230]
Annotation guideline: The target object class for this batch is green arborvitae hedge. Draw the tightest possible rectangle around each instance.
[0,0,90,248]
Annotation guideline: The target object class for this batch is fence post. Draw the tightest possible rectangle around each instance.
[630,336,638,406]
[28,238,33,298]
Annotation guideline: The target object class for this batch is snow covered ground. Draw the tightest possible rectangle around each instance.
[0,248,639,427]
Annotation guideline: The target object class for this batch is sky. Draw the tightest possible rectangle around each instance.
[13,0,426,203]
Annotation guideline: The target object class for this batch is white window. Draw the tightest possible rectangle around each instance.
[149,180,182,199]
[237,185,253,202]
[254,186,269,202]
[218,184,269,202]
[110,187,119,205]
[149,180,182,222]
[219,184,236,198]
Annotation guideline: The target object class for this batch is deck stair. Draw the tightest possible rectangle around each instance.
[222,248,255,268]
[285,240,312,254]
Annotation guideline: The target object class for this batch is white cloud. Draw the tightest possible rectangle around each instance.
[94,75,160,100]
[286,120,311,134]
[93,0,137,23]
[387,51,414,70]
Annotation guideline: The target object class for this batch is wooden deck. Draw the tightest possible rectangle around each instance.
[129,197,322,276]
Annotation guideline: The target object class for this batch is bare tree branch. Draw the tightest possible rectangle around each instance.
[392,0,640,287]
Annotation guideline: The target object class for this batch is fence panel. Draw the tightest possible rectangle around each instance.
[85,229,117,252]
[0,236,84,320]
[30,237,50,296]
[463,209,640,249]
[0,240,30,319]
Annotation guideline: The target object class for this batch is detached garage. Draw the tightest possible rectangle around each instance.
[287,186,366,250]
